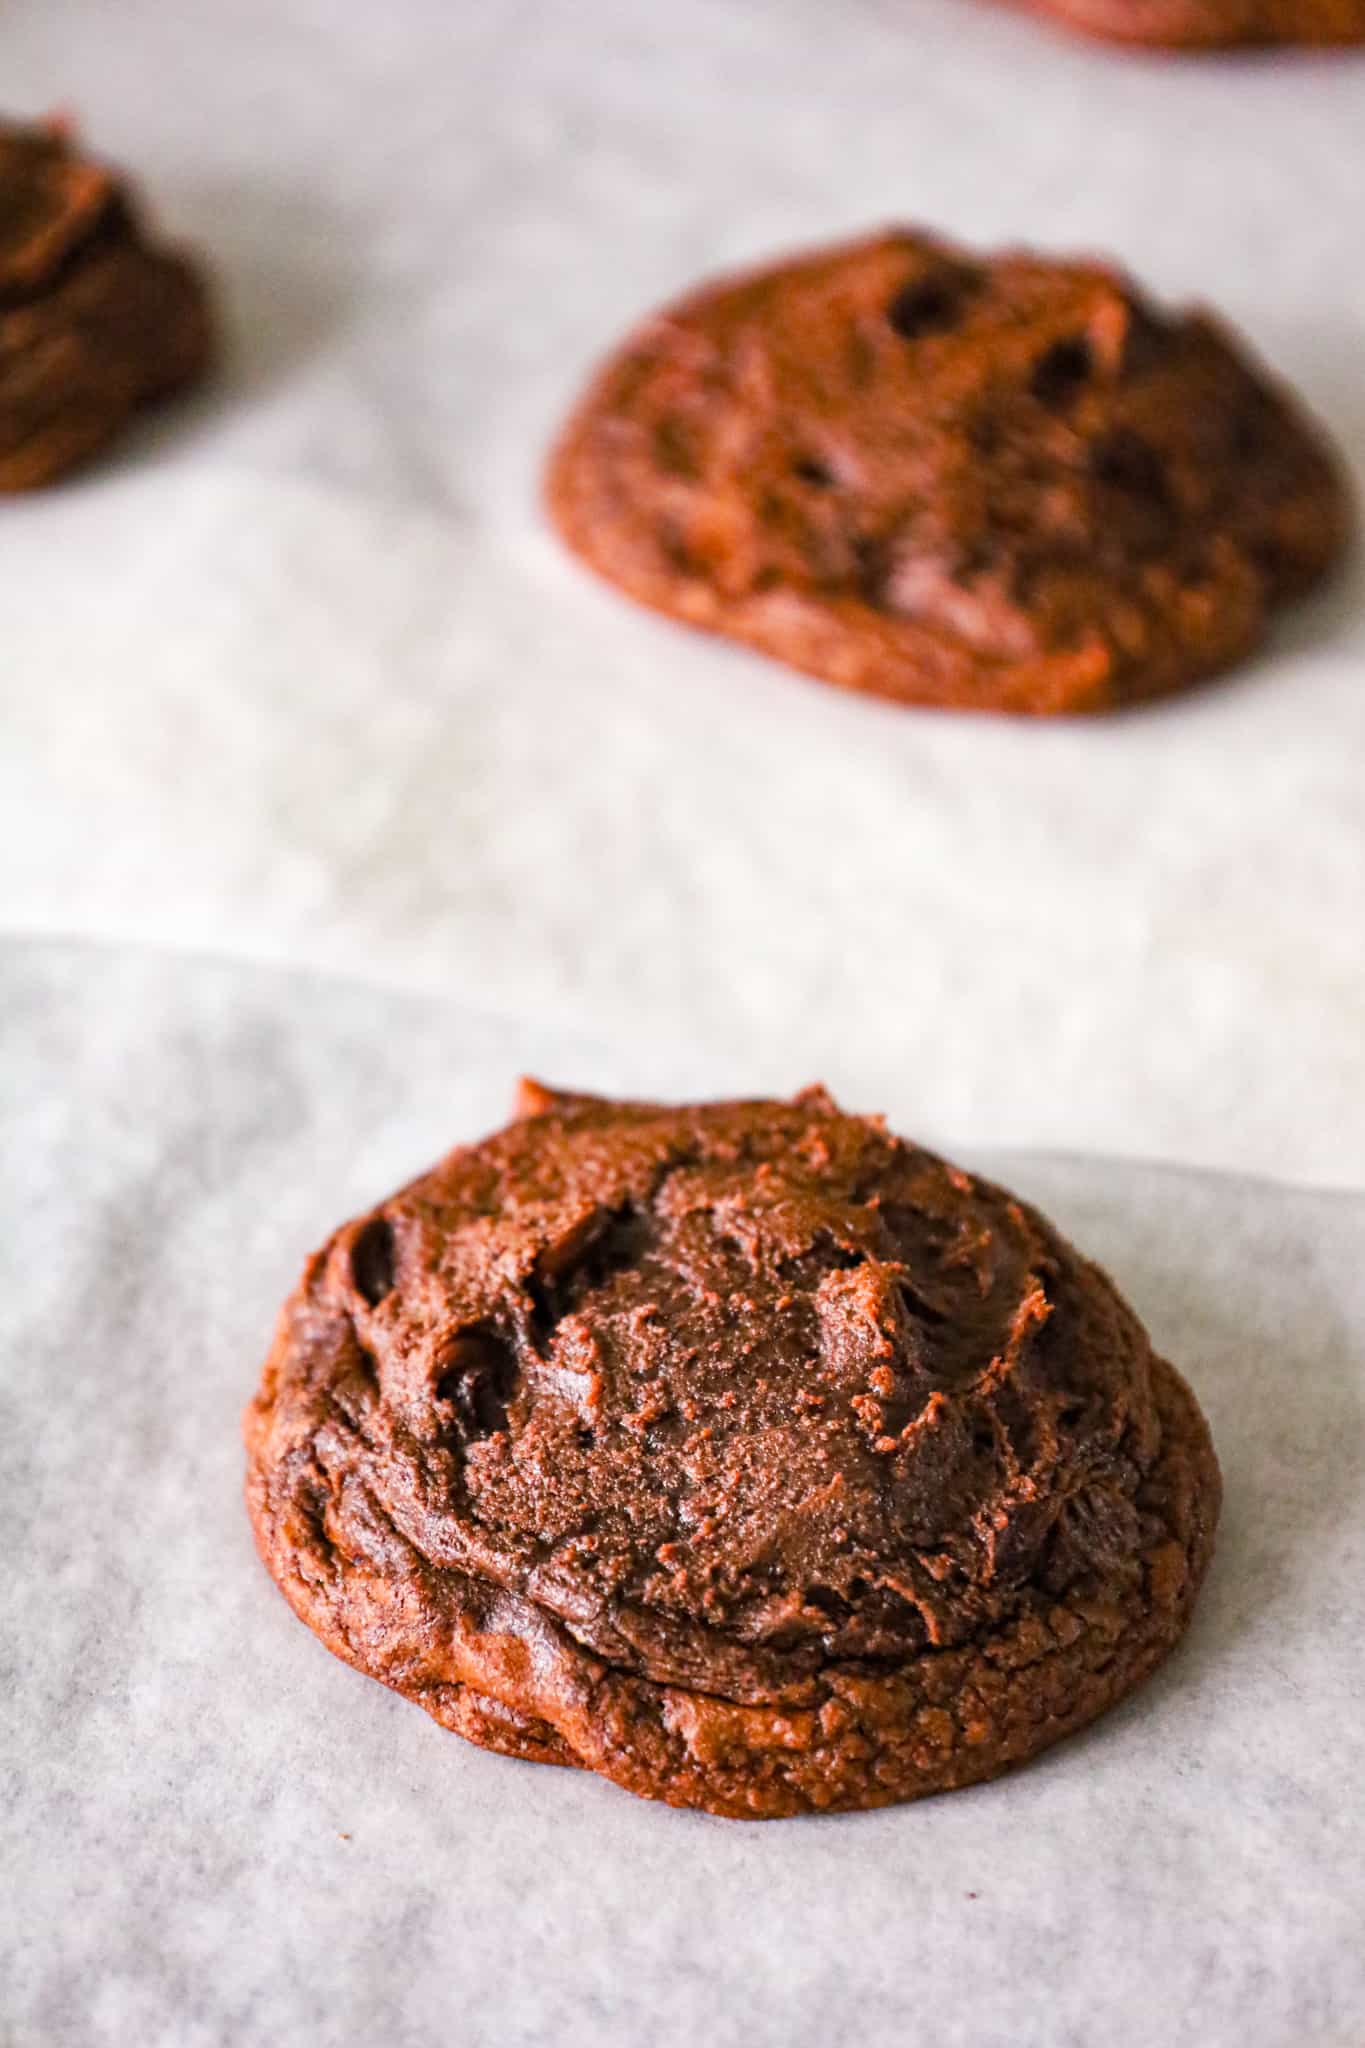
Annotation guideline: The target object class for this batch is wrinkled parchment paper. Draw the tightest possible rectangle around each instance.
[5,938,1363,2048]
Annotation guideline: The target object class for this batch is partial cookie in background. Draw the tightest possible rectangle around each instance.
[546,231,1349,716]
[245,1082,1221,1818]
[0,117,211,490]
[1016,0,1365,45]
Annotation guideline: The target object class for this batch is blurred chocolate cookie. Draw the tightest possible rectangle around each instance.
[1021,0,1365,45]
[245,1083,1221,1817]
[0,117,211,489]
[546,230,1347,715]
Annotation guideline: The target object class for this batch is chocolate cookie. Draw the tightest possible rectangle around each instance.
[245,1084,1221,1818]
[546,231,1347,715]
[1020,0,1365,44]
[0,118,211,490]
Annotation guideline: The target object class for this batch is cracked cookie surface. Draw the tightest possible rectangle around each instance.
[0,117,211,489]
[546,229,1347,715]
[246,1084,1220,1816]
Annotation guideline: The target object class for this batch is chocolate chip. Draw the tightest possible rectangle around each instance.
[437,1329,518,1440]
[526,1205,649,1356]
[1031,337,1093,407]
[887,276,964,340]
[351,1218,395,1307]
[792,454,835,488]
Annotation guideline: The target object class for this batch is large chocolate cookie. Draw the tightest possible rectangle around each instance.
[245,1084,1221,1818]
[546,230,1347,715]
[1020,0,1365,44]
[0,118,211,489]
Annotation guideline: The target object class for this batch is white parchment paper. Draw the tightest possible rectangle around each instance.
[1,0,1363,1183]
[5,938,1363,2048]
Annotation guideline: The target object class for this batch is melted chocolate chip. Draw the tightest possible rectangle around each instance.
[351,1217,395,1307]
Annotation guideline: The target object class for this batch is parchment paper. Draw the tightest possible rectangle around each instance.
[5,937,1363,2048]
[1,0,1364,1184]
